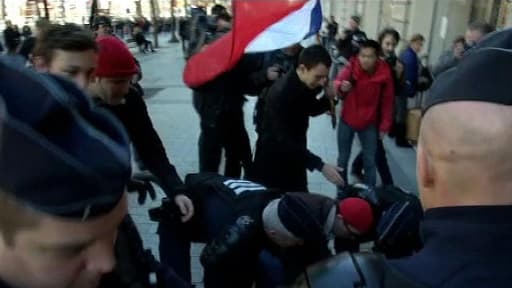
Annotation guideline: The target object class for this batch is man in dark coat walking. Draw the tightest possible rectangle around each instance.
[252,45,344,191]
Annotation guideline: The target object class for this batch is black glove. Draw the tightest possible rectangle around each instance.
[127,171,158,205]
[148,197,183,225]
[200,215,259,269]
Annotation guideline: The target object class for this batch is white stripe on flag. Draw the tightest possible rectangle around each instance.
[245,0,319,53]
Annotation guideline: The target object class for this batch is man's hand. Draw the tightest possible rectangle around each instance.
[174,194,195,223]
[127,178,157,205]
[266,65,281,81]
[340,80,352,93]
[321,164,345,186]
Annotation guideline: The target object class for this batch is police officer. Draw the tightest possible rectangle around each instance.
[0,59,130,288]
[292,28,512,288]
[388,28,512,288]
[154,173,374,288]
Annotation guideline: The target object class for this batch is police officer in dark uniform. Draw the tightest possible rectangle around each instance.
[291,28,512,288]
[0,59,130,288]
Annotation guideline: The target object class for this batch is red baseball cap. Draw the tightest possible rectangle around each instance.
[338,197,374,234]
[95,36,138,78]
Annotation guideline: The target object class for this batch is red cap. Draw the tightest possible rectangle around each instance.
[338,197,374,234]
[95,36,138,78]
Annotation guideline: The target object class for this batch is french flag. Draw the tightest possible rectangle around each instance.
[183,0,323,88]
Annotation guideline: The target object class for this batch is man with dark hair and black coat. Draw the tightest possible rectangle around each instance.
[153,172,374,288]
[252,45,344,192]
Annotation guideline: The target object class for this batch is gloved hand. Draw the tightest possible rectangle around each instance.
[127,171,159,205]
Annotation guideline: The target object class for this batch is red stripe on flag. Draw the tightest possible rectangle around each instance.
[183,0,308,88]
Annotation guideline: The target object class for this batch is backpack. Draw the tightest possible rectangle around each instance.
[340,184,423,258]
[373,186,423,258]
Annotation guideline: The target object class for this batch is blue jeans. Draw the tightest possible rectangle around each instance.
[337,120,378,191]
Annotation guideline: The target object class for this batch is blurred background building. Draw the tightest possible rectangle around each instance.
[322,0,512,66]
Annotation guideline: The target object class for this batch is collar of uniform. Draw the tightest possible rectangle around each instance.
[421,206,512,246]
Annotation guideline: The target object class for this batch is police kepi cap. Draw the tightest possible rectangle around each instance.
[0,61,131,219]
[424,28,512,114]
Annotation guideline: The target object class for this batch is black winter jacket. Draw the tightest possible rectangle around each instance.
[253,71,330,191]
[97,87,184,198]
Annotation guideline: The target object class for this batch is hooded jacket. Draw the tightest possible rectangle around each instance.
[334,56,394,132]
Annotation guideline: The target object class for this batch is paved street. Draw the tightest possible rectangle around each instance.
[127,36,419,286]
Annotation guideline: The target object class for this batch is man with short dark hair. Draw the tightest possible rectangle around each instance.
[334,40,394,191]
[33,24,98,90]
[253,45,344,192]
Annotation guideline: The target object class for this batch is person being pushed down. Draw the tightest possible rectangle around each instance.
[152,173,375,288]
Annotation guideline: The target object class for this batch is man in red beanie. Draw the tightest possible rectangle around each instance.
[89,36,195,222]
[337,197,374,238]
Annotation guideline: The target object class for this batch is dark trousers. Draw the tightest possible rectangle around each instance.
[198,110,253,178]
[158,192,237,286]
[351,138,394,185]
[138,40,155,52]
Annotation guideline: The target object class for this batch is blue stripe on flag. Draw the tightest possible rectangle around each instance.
[305,0,322,38]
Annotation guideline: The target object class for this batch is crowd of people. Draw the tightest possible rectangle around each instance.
[0,4,511,288]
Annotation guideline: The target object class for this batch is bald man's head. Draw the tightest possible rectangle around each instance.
[418,101,512,209]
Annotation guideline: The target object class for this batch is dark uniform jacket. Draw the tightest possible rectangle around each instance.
[389,206,512,287]
[97,87,184,198]
[253,70,330,191]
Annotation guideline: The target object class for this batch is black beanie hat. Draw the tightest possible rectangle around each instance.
[424,28,512,114]
[278,193,336,243]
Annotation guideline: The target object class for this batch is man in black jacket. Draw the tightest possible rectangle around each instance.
[192,16,253,179]
[87,36,194,220]
[253,45,344,191]
[154,173,373,288]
